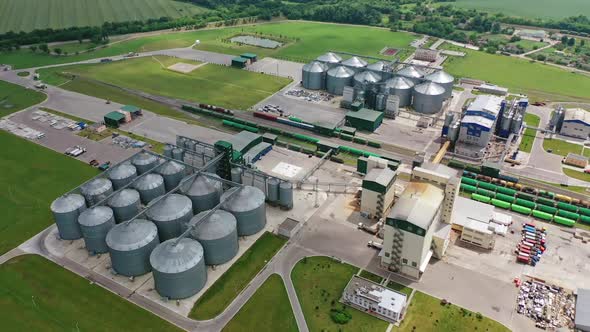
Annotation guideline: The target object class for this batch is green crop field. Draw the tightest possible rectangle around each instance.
[442,44,590,102]
[0,130,97,254]
[0,80,46,117]
[519,113,540,153]
[38,55,291,109]
[0,0,206,33]
[0,255,181,331]
[450,0,590,19]
[222,274,298,332]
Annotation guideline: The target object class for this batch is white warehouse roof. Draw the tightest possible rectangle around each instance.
[461,115,495,129]
[452,196,494,228]
[564,108,590,126]
[388,182,444,230]
[468,95,504,117]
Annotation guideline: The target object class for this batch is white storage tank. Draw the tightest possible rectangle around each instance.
[341,56,368,73]
[146,194,193,241]
[51,194,87,240]
[80,178,113,205]
[412,81,445,114]
[424,70,454,99]
[132,152,159,175]
[181,173,223,214]
[106,219,160,277]
[279,182,294,209]
[189,210,239,265]
[396,65,425,85]
[78,206,116,254]
[108,163,137,190]
[302,61,329,90]
[133,173,165,205]
[385,76,414,107]
[316,52,342,68]
[157,160,186,191]
[326,66,355,96]
[221,186,266,236]
[108,189,141,223]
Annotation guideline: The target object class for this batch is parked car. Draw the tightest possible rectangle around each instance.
[89,159,99,167]
[98,161,111,171]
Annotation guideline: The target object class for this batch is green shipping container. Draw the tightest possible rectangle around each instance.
[536,197,555,207]
[511,204,532,215]
[461,177,478,186]
[554,216,575,227]
[476,188,494,197]
[495,193,515,203]
[471,193,491,203]
[496,186,517,196]
[478,181,497,191]
[491,199,511,209]
[536,204,558,214]
[460,184,477,193]
[557,202,578,213]
[516,198,536,209]
[532,210,553,221]
[580,215,590,224]
[557,210,579,220]
[579,207,590,217]
[517,193,536,201]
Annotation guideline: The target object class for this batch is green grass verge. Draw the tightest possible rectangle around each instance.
[563,168,590,182]
[449,0,589,19]
[543,138,590,157]
[16,71,30,77]
[386,280,413,298]
[0,80,46,117]
[221,274,298,332]
[394,291,510,332]
[519,113,540,153]
[0,130,98,254]
[0,255,182,331]
[358,270,383,284]
[291,256,389,332]
[190,232,286,320]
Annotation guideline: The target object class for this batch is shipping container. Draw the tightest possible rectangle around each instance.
[536,204,557,215]
[553,216,575,227]
[536,197,555,207]
[461,177,478,186]
[495,193,515,203]
[496,186,517,196]
[511,204,532,215]
[460,184,477,193]
[557,202,578,213]
[516,198,536,209]
[471,193,491,203]
[557,210,580,221]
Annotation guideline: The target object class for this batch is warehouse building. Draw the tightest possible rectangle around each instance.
[361,167,397,219]
[414,49,438,62]
[455,95,504,159]
[104,111,126,128]
[345,108,384,132]
[460,219,495,250]
[560,108,590,139]
[231,57,248,68]
[342,275,407,323]
[564,153,588,168]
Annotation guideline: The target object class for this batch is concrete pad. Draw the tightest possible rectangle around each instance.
[167,62,203,74]
[247,58,303,81]
[64,244,109,270]
[91,257,153,292]
[44,227,82,258]
[128,115,231,145]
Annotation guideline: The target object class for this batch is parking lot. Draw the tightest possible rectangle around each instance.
[247,58,303,81]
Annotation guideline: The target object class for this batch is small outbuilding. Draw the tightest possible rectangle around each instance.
[231,57,248,68]
[345,108,384,132]
[104,111,126,128]
[240,53,257,63]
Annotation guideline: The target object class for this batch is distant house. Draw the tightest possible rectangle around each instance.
[515,29,547,40]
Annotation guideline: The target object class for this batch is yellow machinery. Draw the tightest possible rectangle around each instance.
[432,140,450,164]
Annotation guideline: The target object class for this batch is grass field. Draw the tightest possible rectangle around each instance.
[358,269,383,284]
[0,131,97,254]
[291,256,389,332]
[563,168,590,182]
[386,280,413,298]
[394,291,510,332]
[442,44,590,102]
[519,113,540,153]
[0,80,46,117]
[0,255,181,331]
[0,0,206,33]
[190,232,286,320]
[221,274,298,332]
[450,0,590,19]
[38,55,291,109]
[543,138,590,157]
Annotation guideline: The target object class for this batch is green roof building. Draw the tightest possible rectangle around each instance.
[345,108,384,132]
[240,53,257,62]
[104,111,125,128]
[120,105,142,114]
[232,57,248,68]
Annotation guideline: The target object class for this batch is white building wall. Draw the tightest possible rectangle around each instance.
[382,224,395,266]
[361,189,380,217]
[458,126,492,147]
[561,122,590,139]
[442,179,459,224]
[461,228,495,249]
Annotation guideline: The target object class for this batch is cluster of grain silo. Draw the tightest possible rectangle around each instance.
[233,167,293,210]
[384,76,414,107]
[302,61,329,90]
[412,81,446,115]
[326,66,355,95]
[189,210,239,265]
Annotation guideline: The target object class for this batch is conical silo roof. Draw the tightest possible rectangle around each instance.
[150,238,203,274]
[327,66,355,78]
[109,164,136,181]
[81,178,112,196]
[341,56,368,68]
[190,210,237,240]
[78,206,114,227]
[425,70,454,84]
[397,65,425,79]
[106,219,158,251]
[132,152,158,166]
[303,61,328,73]
[385,76,414,90]
[157,161,185,175]
[316,52,342,63]
[181,173,222,196]
[134,174,164,190]
[146,194,192,222]
[51,194,86,213]
[414,81,445,95]
[367,61,386,71]
[221,186,265,213]
[109,189,140,207]
[354,71,382,84]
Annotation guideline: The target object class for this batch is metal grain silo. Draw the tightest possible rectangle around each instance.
[412,82,445,114]
[106,219,160,277]
[108,163,137,190]
[267,178,280,203]
[396,66,425,85]
[172,148,184,161]
[279,182,294,209]
[157,161,186,191]
[367,61,386,73]
[146,194,193,241]
[231,168,242,184]
[326,66,355,96]
[341,56,368,73]
[78,206,115,254]
[302,61,328,90]
[150,238,206,299]
[186,140,196,152]
[134,173,165,205]
[80,178,113,205]
[176,137,187,148]
[424,70,454,99]
[163,145,173,158]
[448,120,460,143]
[181,173,223,214]
[132,152,159,175]
[51,194,87,240]
[316,52,342,68]
[511,114,523,134]
[375,94,387,111]
[385,76,414,107]
[221,186,266,236]
[354,71,382,91]
[108,189,141,223]
[189,210,238,265]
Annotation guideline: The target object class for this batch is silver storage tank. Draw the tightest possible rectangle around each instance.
[341,56,368,73]
[133,173,165,205]
[157,161,186,192]
[172,148,184,161]
[375,94,387,111]
[108,189,141,223]
[181,173,223,214]
[163,144,174,158]
[448,120,460,142]
[80,178,113,205]
[108,163,137,190]
[189,210,239,265]
[412,82,445,114]
[176,137,186,148]
[186,140,196,152]
[353,71,382,92]
[396,65,425,85]
[384,76,414,107]
[78,206,115,254]
[150,238,206,299]
[146,194,193,241]
[366,61,386,74]
[279,182,294,209]
[424,70,454,99]
[302,61,329,90]
[51,194,87,240]
[267,178,280,203]
[221,186,266,236]
[316,52,342,68]
[231,167,242,184]
[511,114,523,134]
[132,152,159,175]
[326,66,355,96]
[106,219,160,277]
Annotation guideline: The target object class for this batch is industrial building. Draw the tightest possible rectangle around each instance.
[563,153,588,168]
[361,167,397,219]
[103,105,142,128]
[475,84,508,96]
[560,108,590,139]
[342,275,407,323]
[345,108,384,132]
[451,197,509,249]
[576,289,590,331]
[460,219,495,250]
[414,49,438,62]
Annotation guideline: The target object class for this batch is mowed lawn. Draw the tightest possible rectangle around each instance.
[38,55,291,109]
[0,0,206,33]
[519,113,540,153]
[222,274,298,332]
[450,0,590,19]
[443,45,590,102]
[563,168,590,182]
[0,255,182,331]
[543,138,590,157]
[0,130,97,254]
[0,80,46,117]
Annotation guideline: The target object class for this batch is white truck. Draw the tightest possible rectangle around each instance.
[367,241,383,250]
[68,146,86,157]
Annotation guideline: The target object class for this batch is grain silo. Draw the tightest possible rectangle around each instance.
[267,178,280,203]
[384,76,414,107]
[279,182,294,209]
[412,82,445,114]
[341,56,368,73]
[185,140,196,152]
[189,210,239,265]
[396,65,425,85]
[176,137,187,149]
[133,173,165,205]
[106,219,160,277]
[366,61,386,73]
[172,148,184,161]
[80,178,113,205]
[181,173,223,214]
[50,194,87,240]
[163,145,174,158]
[221,186,266,236]
[108,189,141,223]
[146,194,193,241]
[108,163,137,190]
[157,161,186,191]
[78,206,115,254]
[511,114,523,134]
[354,71,382,91]
[316,52,342,68]
[231,168,242,184]
[326,66,355,96]
[132,152,159,175]
[150,238,207,299]
[302,61,329,90]
[424,70,454,99]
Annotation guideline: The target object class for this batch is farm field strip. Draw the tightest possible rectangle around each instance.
[450,0,590,19]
